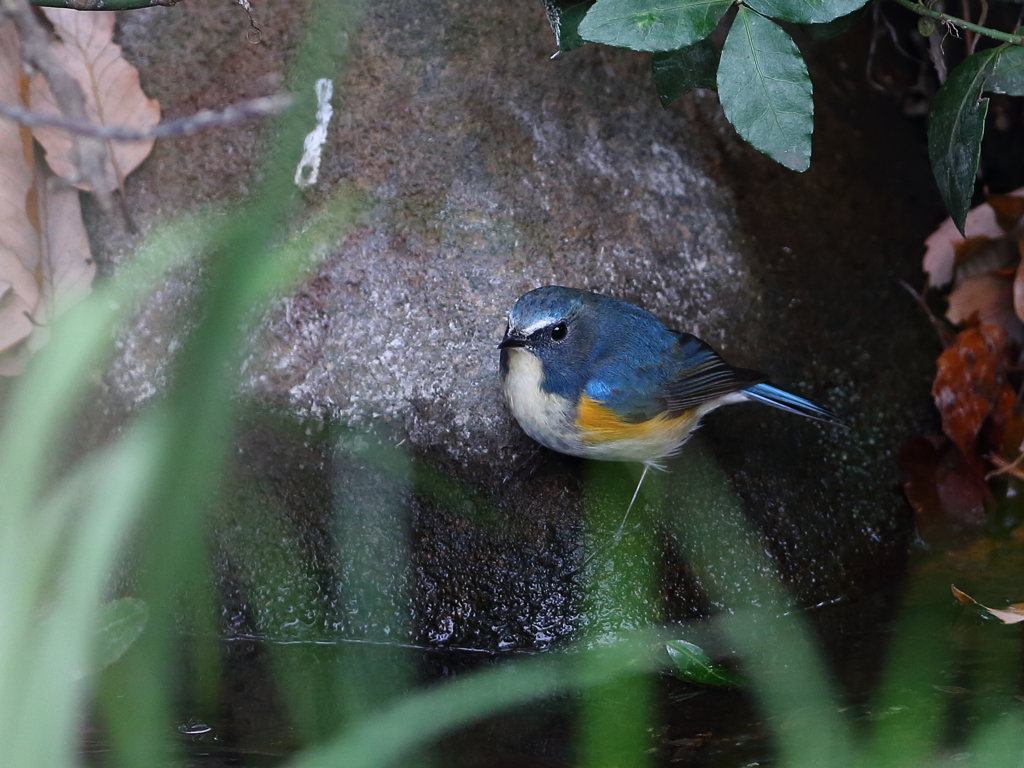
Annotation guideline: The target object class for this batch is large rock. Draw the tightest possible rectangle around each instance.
[85,0,939,650]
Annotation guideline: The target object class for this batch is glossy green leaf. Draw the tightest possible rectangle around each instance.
[928,48,1001,235]
[666,640,744,687]
[987,45,1024,96]
[544,0,596,51]
[579,0,732,52]
[718,7,813,171]
[93,599,149,672]
[745,0,868,24]
[651,38,720,105]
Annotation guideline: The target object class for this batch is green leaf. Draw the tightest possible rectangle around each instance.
[92,598,149,672]
[718,7,813,171]
[652,38,720,105]
[579,0,732,52]
[928,48,1001,235]
[666,640,744,687]
[987,45,1024,96]
[545,0,597,51]
[745,0,869,24]
[802,6,865,39]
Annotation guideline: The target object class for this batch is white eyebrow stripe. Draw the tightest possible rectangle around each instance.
[519,316,561,335]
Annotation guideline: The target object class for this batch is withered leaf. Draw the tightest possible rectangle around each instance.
[898,436,991,549]
[29,9,160,192]
[0,22,41,372]
[1014,239,1024,324]
[0,21,95,375]
[932,326,1015,463]
[951,585,1024,624]
[924,186,1024,288]
[986,191,1024,232]
[945,273,1024,343]
[952,235,1019,279]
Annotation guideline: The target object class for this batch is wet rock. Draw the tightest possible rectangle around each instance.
[89,0,937,649]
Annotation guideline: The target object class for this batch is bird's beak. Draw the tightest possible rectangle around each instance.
[498,328,527,349]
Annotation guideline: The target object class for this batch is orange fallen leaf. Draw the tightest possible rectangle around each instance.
[29,9,160,193]
[932,326,1015,465]
[951,585,1024,624]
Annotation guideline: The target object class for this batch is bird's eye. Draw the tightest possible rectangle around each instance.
[550,322,568,341]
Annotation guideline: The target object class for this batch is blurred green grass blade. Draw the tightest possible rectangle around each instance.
[287,640,661,768]
[99,3,367,765]
[0,213,218,527]
[580,462,657,768]
[865,573,954,768]
[92,598,149,672]
[666,440,855,768]
[7,420,164,768]
[968,710,1024,768]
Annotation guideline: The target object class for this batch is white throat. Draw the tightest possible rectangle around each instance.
[501,348,582,456]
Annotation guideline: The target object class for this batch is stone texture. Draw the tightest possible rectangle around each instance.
[84,0,941,650]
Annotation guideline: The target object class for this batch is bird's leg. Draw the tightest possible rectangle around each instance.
[612,462,650,541]
[559,461,658,581]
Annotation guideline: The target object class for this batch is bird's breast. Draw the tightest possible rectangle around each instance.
[575,394,701,462]
[500,348,584,456]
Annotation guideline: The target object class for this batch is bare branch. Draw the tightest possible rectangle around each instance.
[28,0,180,8]
[0,0,111,208]
[0,94,294,140]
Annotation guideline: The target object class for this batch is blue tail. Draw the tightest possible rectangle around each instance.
[742,383,844,426]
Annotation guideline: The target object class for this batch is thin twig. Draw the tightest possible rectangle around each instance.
[971,0,989,54]
[0,0,111,208]
[28,0,179,8]
[986,450,1024,480]
[892,0,1024,46]
[899,280,957,347]
[961,0,974,56]
[0,94,294,140]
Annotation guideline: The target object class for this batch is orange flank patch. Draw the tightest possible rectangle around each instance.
[575,394,690,444]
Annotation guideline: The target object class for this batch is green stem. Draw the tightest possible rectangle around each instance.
[27,0,180,8]
[892,0,1024,46]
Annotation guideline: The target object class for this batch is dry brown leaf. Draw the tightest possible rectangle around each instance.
[945,272,1024,342]
[951,584,1024,624]
[932,326,1015,464]
[1014,240,1024,324]
[0,22,41,371]
[986,191,1024,232]
[898,435,991,548]
[29,9,159,192]
[0,21,95,376]
[27,161,95,354]
[952,235,1019,279]
[924,186,1024,288]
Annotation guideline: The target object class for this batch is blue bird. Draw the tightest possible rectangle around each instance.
[498,286,842,515]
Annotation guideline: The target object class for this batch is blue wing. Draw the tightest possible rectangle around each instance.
[584,326,764,422]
